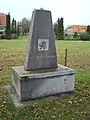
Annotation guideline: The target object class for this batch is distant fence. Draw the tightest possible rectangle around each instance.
[56,48,90,69]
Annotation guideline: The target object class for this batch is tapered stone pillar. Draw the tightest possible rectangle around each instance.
[24,9,57,71]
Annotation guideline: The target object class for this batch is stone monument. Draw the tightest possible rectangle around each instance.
[12,9,75,101]
[24,9,57,70]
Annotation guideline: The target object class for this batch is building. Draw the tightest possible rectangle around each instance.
[0,13,6,38]
[0,13,6,25]
[65,25,87,35]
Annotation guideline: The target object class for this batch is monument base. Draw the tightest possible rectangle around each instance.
[12,64,75,101]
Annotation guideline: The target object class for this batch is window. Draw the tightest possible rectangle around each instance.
[0,28,4,30]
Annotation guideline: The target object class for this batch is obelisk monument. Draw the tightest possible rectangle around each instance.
[24,9,58,70]
[12,9,75,101]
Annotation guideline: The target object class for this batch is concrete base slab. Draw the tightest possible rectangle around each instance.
[5,84,74,108]
[12,64,75,101]
[5,84,42,108]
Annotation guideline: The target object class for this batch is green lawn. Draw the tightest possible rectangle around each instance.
[0,38,90,120]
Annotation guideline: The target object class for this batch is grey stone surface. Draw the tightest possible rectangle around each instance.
[24,9,57,71]
[12,64,75,101]
[5,84,74,108]
[11,9,75,102]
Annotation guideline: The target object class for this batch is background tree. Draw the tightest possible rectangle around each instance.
[73,32,78,38]
[57,18,61,39]
[6,12,11,39]
[59,17,64,40]
[11,18,17,34]
[20,18,30,35]
[54,17,64,40]
[11,18,14,34]
[54,22,58,38]
[17,22,20,38]
[14,20,16,34]
[86,25,90,33]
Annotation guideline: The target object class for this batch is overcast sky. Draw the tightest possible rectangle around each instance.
[0,0,90,27]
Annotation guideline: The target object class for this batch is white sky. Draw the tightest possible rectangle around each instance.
[0,0,90,27]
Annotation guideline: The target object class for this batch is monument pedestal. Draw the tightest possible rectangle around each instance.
[12,64,75,101]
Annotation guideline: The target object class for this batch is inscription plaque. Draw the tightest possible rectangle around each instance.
[38,39,49,51]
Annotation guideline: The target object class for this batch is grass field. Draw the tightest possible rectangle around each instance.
[0,38,90,120]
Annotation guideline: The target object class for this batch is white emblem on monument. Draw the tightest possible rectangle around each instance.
[38,39,49,51]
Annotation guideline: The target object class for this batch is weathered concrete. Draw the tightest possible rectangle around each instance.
[5,84,74,108]
[12,64,75,101]
[11,9,75,102]
[24,9,57,71]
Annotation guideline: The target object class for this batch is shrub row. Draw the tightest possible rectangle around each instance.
[65,32,90,41]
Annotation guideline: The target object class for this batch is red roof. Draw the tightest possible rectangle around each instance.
[0,13,5,15]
